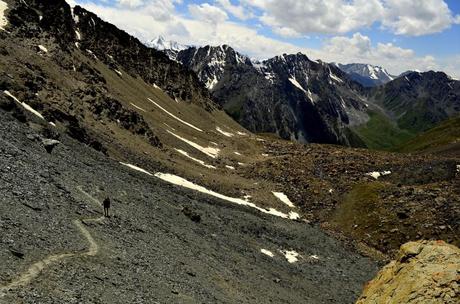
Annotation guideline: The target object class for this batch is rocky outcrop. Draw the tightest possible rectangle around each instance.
[357,240,460,304]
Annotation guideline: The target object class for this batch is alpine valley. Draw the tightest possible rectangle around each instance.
[0,1,459,303]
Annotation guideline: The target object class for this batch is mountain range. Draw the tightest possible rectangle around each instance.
[152,39,460,149]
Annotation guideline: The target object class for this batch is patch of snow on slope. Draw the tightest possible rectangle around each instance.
[148,98,203,132]
[0,0,8,30]
[130,103,146,112]
[3,91,46,121]
[366,171,391,179]
[175,149,216,169]
[75,30,81,40]
[38,45,48,53]
[329,72,343,83]
[216,127,234,137]
[288,212,300,220]
[260,249,274,257]
[167,130,220,159]
[272,192,295,208]
[288,77,307,93]
[119,162,153,176]
[234,152,242,156]
[206,75,219,90]
[225,165,235,170]
[237,131,248,136]
[114,69,122,76]
[154,173,293,219]
[282,250,299,263]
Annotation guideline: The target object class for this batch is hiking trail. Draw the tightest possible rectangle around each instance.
[0,187,105,295]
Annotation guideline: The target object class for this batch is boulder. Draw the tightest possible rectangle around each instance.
[357,240,460,303]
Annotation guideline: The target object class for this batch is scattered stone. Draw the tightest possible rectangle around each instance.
[41,138,60,153]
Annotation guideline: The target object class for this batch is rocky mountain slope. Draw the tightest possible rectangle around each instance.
[335,63,394,87]
[162,42,460,150]
[175,45,369,146]
[370,71,460,133]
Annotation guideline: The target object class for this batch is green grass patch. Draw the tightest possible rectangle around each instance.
[353,111,415,150]
[395,115,460,153]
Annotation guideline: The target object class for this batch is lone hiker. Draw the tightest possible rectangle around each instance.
[103,197,111,217]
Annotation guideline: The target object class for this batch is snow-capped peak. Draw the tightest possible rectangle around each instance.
[146,35,188,52]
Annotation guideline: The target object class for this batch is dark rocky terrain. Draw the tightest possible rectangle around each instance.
[369,71,460,133]
[176,45,368,146]
[160,43,460,150]
[0,98,378,303]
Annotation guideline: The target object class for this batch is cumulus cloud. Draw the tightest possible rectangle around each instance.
[381,0,458,36]
[245,0,459,37]
[216,0,252,20]
[259,0,383,35]
[188,3,228,24]
[322,33,438,75]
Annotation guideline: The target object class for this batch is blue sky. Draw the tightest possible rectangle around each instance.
[69,0,460,77]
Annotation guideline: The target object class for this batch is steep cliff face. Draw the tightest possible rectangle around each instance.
[175,45,369,146]
[357,240,460,304]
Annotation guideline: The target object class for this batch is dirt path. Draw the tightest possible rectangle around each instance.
[0,188,105,294]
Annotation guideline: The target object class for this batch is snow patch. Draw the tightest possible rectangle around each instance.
[167,130,220,159]
[148,98,203,132]
[260,249,274,257]
[119,162,153,176]
[288,212,300,220]
[75,30,81,40]
[289,77,307,93]
[310,254,320,260]
[272,192,295,208]
[225,165,235,170]
[216,127,234,137]
[114,69,122,76]
[130,103,146,112]
[175,149,216,169]
[153,83,161,90]
[329,72,343,83]
[0,0,8,31]
[154,173,293,219]
[237,131,248,136]
[38,45,48,53]
[366,171,391,179]
[282,250,299,263]
[234,152,242,156]
[3,91,46,121]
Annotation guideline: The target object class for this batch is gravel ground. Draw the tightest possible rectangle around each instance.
[0,110,378,303]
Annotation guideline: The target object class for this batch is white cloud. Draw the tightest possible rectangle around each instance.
[322,32,439,75]
[245,0,460,37]
[188,3,228,24]
[216,0,252,20]
[118,0,144,8]
[258,0,384,35]
[381,0,458,36]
